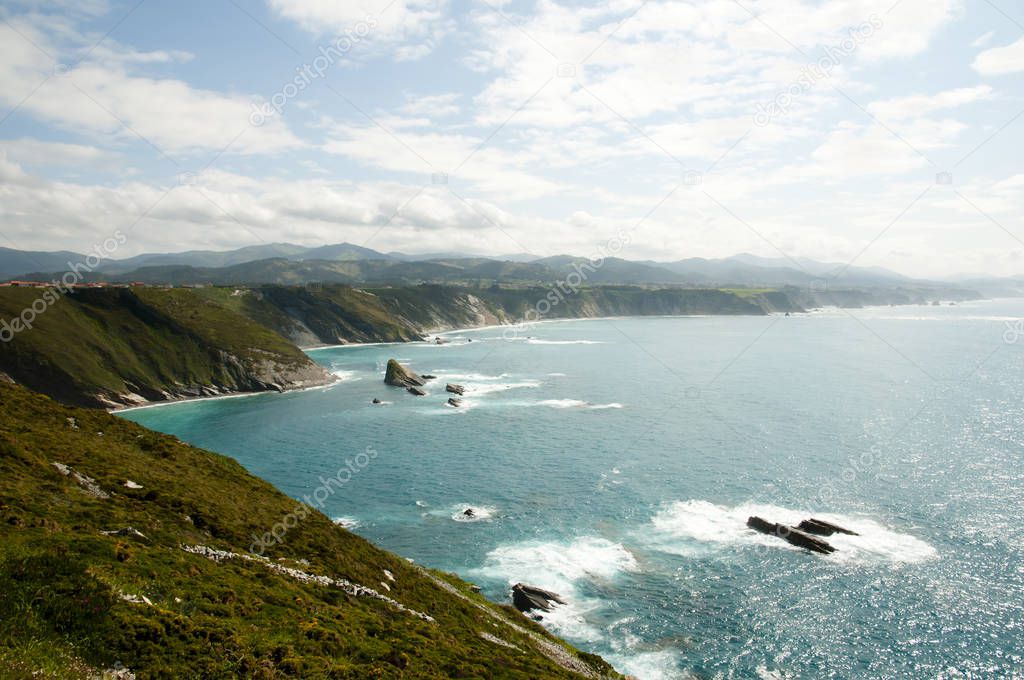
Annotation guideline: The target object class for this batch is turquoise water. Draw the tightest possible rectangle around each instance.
[122,301,1024,679]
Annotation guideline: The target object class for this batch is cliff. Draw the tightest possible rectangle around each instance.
[0,287,334,408]
[0,382,620,678]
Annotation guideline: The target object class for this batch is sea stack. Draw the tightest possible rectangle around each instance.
[511,584,566,614]
[384,359,426,388]
[746,516,837,554]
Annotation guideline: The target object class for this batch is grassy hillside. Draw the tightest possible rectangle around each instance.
[215,284,789,347]
[0,381,621,679]
[0,287,332,408]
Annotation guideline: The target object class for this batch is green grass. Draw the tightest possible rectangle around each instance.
[0,288,320,407]
[0,382,621,679]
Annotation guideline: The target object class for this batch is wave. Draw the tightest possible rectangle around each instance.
[534,399,623,410]
[526,339,606,345]
[332,516,360,529]
[464,380,542,395]
[448,504,496,522]
[606,650,687,680]
[471,536,639,642]
[472,536,638,597]
[330,369,362,381]
[644,500,937,564]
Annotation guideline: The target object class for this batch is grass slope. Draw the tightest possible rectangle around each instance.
[0,288,327,408]
[0,382,620,679]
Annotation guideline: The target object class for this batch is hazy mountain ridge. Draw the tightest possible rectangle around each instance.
[6,243,1014,291]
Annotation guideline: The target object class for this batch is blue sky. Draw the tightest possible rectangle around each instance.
[0,0,1022,277]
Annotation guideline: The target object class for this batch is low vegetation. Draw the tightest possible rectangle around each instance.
[0,382,621,678]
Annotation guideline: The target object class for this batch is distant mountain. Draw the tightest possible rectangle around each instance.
[7,241,1018,291]
[0,247,87,280]
[94,242,394,275]
[725,253,908,283]
[297,243,395,261]
[535,256,691,284]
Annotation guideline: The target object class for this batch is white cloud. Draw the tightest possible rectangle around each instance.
[400,92,461,118]
[0,22,303,155]
[0,137,114,167]
[971,30,995,48]
[972,36,1024,76]
[866,85,993,121]
[268,0,452,60]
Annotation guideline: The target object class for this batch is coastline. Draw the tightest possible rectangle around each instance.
[112,376,340,414]
[120,300,999,414]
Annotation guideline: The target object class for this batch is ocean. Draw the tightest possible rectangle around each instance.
[122,300,1024,679]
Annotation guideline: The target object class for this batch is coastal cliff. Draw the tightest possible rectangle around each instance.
[0,287,334,408]
[0,382,621,678]
[0,282,978,407]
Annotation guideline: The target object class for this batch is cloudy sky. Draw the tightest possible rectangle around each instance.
[0,0,1022,277]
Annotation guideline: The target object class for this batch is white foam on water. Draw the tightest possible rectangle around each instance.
[473,536,638,594]
[332,516,360,529]
[471,536,640,643]
[526,339,606,345]
[449,504,496,522]
[533,399,623,410]
[644,500,938,564]
[606,650,687,680]
[330,369,361,381]
[547,372,568,377]
[437,372,511,381]
[415,500,428,508]
[463,380,542,395]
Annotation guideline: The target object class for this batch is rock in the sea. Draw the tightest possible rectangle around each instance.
[421,374,437,380]
[797,518,859,536]
[435,337,448,345]
[463,508,475,517]
[447,398,462,407]
[371,398,382,404]
[446,383,465,395]
[747,516,836,554]
[407,386,426,396]
[511,583,566,614]
[385,359,425,387]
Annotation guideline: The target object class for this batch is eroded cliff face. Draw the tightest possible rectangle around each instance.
[242,284,786,346]
[0,287,335,409]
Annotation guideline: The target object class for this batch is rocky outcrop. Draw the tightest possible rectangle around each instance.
[384,359,425,388]
[797,518,859,536]
[407,386,426,396]
[446,383,465,395]
[747,516,836,554]
[447,397,462,407]
[511,583,566,614]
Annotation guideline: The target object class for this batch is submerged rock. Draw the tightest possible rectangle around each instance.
[511,583,566,614]
[406,386,426,396]
[421,374,437,380]
[371,398,382,404]
[463,508,475,517]
[447,398,462,408]
[385,359,425,388]
[747,516,836,554]
[446,383,465,395]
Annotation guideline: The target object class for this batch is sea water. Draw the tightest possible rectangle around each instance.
[122,300,1024,679]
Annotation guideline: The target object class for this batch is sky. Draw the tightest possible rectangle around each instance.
[0,0,1022,278]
